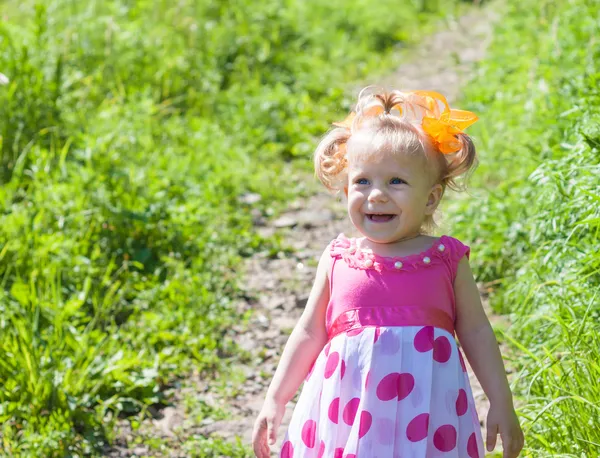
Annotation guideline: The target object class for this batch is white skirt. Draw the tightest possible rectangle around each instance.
[280,326,485,458]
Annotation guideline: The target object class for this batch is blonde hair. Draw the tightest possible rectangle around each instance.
[314,87,478,234]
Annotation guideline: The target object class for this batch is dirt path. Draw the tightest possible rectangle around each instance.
[108,5,510,457]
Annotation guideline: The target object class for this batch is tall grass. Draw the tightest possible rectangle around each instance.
[446,0,600,455]
[0,0,464,454]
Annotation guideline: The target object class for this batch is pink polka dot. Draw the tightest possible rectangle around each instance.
[334,447,344,458]
[342,397,360,425]
[406,413,429,442]
[456,389,468,416]
[374,326,381,343]
[467,432,480,458]
[433,336,452,363]
[344,455,356,458]
[281,440,294,458]
[377,373,398,401]
[358,410,372,438]
[347,327,363,337]
[301,419,316,448]
[433,424,457,452]
[397,373,415,400]
[340,359,346,379]
[459,350,467,372]
[324,342,331,356]
[328,397,340,424]
[414,326,434,352]
[324,352,340,378]
[317,440,325,458]
[376,372,414,401]
[375,417,395,445]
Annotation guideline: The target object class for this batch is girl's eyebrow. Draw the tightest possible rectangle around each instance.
[350,168,410,177]
[391,169,409,177]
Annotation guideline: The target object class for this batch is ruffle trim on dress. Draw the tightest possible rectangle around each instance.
[329,233,455,272]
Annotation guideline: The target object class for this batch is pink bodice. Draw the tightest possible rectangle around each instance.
[326,233,470,340]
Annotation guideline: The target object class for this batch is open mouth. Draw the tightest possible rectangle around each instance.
[366,213,396,222]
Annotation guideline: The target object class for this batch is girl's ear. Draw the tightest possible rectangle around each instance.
[425,183,443,215]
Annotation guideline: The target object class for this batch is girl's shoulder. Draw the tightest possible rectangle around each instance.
[328,233,470,275]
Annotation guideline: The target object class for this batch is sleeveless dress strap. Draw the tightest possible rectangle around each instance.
[443,236,471,282]
[328,233,351,297]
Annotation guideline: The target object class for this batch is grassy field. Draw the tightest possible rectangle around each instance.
[3,0,598,456]
[445,0,600,455]
[0,0,466,455]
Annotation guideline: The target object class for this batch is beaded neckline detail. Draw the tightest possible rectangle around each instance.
[330,233,451,272]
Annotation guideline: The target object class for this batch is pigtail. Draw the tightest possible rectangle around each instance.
[441,133,478,192]
[314,127,352,192]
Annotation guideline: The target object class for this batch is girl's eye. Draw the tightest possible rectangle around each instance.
[355,178,369,185]
[390,177,406,185]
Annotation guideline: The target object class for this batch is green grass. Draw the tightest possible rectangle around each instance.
[445,0,600,455]
[0,0,467,455]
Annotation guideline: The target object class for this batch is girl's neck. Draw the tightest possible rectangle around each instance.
[359,232,426,254]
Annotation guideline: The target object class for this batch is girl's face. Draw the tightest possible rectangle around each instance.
[344,148,443,244]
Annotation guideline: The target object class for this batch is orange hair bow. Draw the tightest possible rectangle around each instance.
[409,90,478,153]
[332,90,478,154]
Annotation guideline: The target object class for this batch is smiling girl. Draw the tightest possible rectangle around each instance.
[252,87,524,458]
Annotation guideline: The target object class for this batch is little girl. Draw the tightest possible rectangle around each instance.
[252,87,524,458]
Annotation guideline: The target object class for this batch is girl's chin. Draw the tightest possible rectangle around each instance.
[358,228,403,242]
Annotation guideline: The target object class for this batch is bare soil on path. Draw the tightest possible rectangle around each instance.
[108,5,515,457]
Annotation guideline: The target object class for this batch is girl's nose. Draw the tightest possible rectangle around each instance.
[368,187,388,203]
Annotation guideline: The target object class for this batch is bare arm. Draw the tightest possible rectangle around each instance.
[252,247,332,457]
[263,246,331,405]
[454,255,524,456]
[454,256,513,407]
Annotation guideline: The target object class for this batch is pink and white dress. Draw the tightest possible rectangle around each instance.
[280,233,485,458]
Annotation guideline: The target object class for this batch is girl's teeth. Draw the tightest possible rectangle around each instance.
[369,214,394,222]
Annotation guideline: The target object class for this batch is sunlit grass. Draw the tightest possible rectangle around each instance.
[446,0,600,455]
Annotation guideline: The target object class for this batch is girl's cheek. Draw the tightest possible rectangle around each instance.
[349,190,365,200]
